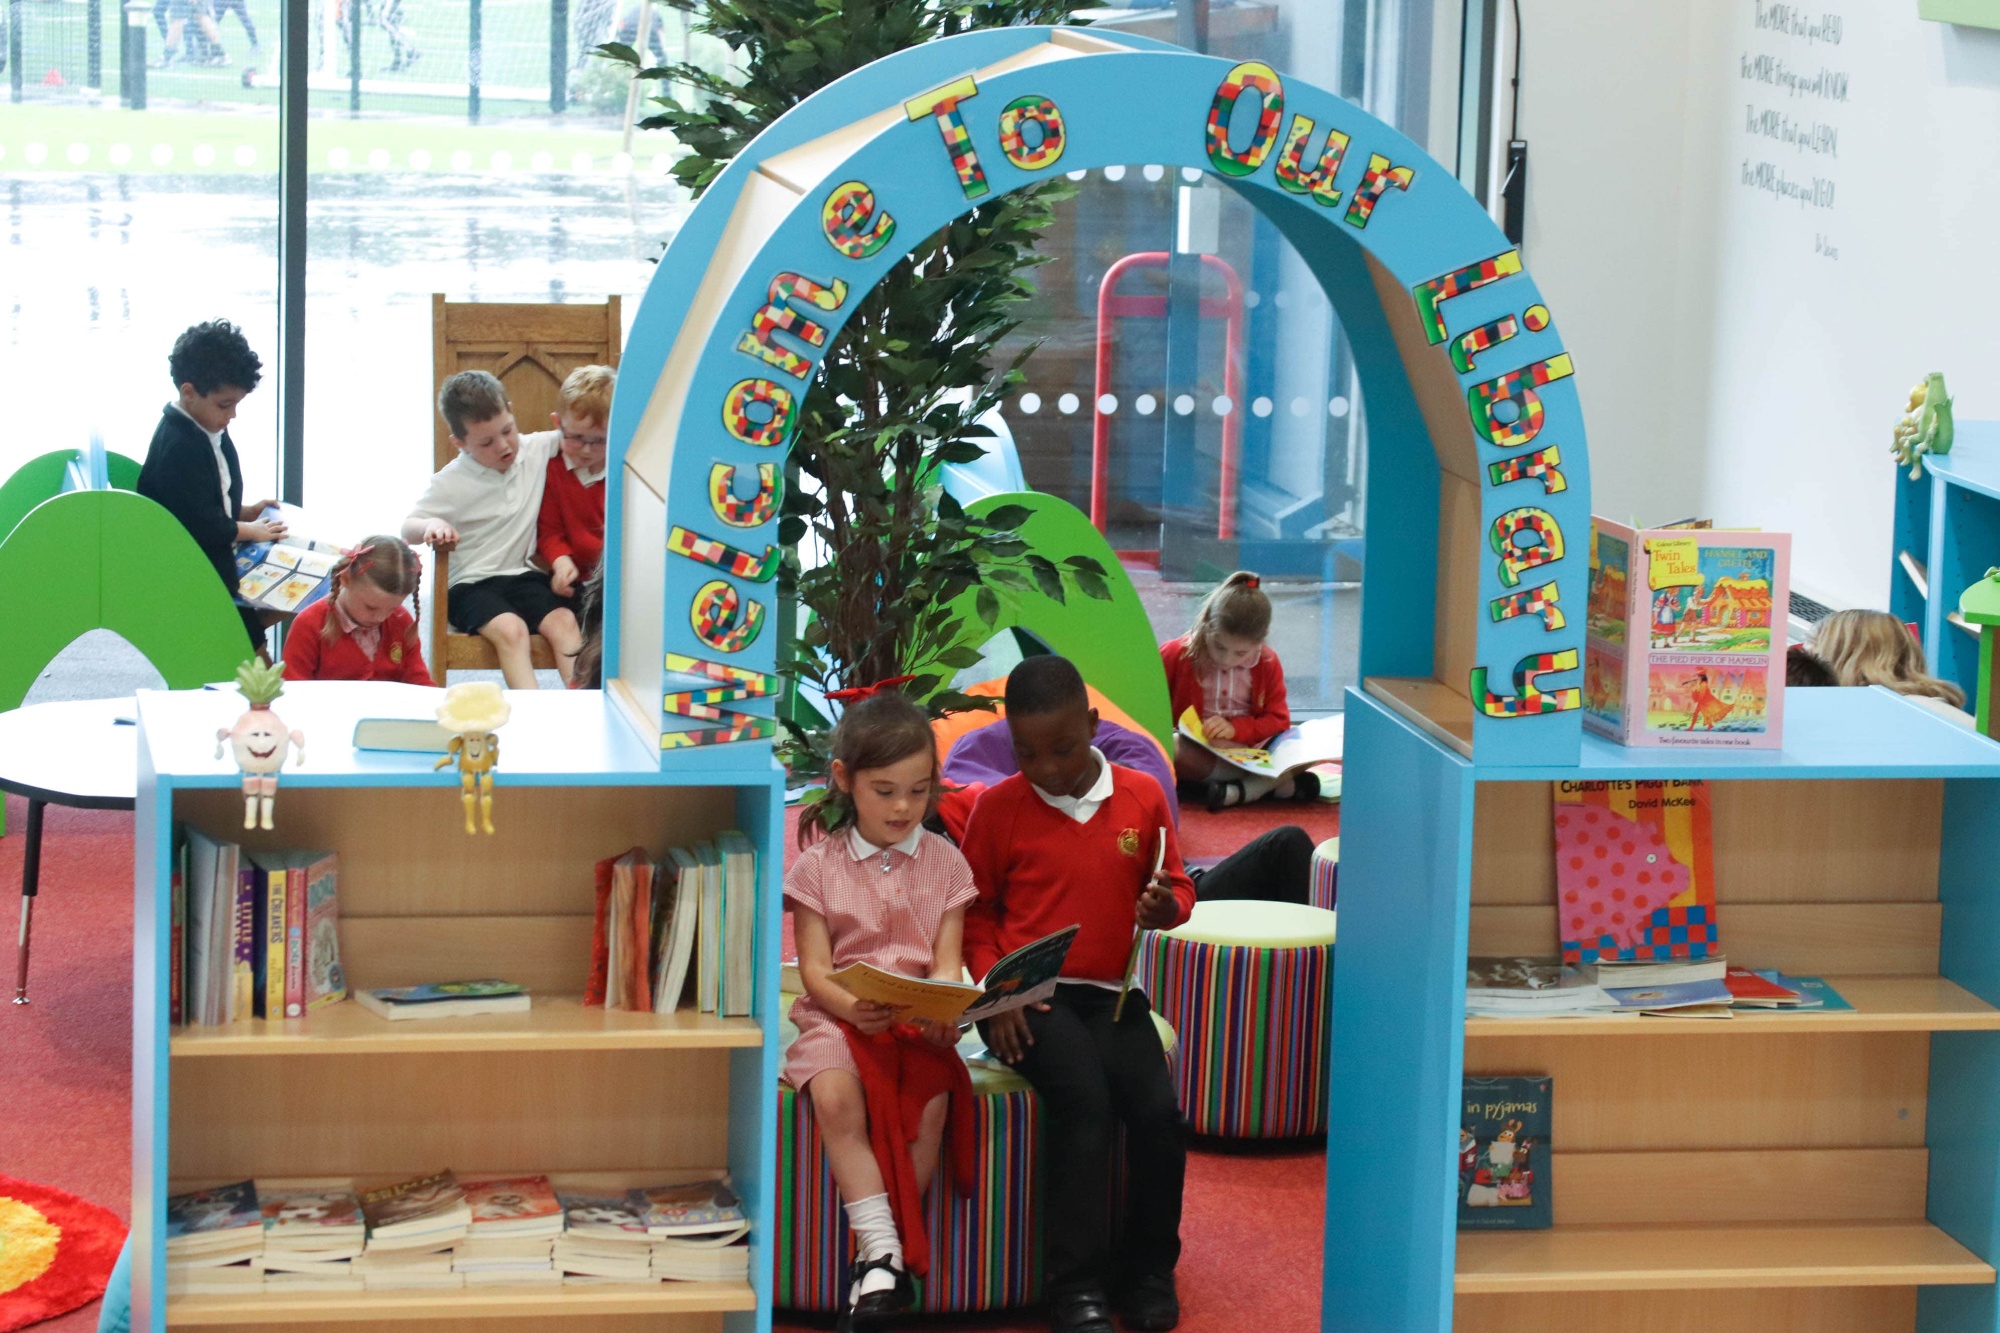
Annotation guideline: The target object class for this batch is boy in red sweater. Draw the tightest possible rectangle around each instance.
[962,656,1195,1333]
[536,364,613,599]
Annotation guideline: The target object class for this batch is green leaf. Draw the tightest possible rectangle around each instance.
[1025,554,1064,601]
[937,645,987,669]
[981,504,1034,531]
[975,586,1000,626]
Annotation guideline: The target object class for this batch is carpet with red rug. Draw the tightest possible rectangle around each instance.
[0,1176,125,1333]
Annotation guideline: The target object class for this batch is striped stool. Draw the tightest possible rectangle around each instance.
[773,1015,1177,1314]
[1310,836,1339,912]
[1139,900,1336,1138]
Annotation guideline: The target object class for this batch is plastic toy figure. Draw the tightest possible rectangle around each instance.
[434,682,511,835]
[214,659,304,830]
[1892,372,1955,480]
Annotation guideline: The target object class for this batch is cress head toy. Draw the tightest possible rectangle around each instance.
[1892,372,1954,480]
[434,681,511,835]
[215,659,305,830]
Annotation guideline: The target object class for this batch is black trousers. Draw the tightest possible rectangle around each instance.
[1193,824,1316,905]
[982,985,1184,1296]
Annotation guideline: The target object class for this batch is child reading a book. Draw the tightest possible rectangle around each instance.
[281,537,435,685]
[1159,570,1316,811]
[962,656,1195,1333]
[403,371,582,689]
[786,690,979,1332]
[536,365,613,597]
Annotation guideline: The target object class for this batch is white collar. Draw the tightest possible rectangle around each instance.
[564,452,606,486]
[848,825,924,861]
[1032,747,1112,809]
[170,399,224,450]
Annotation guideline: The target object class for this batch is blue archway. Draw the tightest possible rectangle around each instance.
[605,27,1591,768]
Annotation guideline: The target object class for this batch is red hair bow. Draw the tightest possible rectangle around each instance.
[826,674,917,704]
[1243,574,1260,589]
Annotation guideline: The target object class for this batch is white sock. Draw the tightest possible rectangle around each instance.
[843,1193,903,1300]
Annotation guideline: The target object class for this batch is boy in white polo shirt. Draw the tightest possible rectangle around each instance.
[403,370,582,690]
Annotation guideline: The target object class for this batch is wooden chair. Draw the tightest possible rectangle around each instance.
[429,294,622,677]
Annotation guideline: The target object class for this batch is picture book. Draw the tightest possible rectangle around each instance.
[463,1176,563,1236]
[1174,707,1343,783]
[167,1180,263,1244]
[301,850,345,1010]
[1723,967,1806,1007]
[1583,518,1790,749]
[234,505,341,616]
[1459,1076,1551,1230]
[355,980,530,1021]
[1464,957,1611,1017]
[258,1182,365,1241]
[588,846,707,1015]
[1553,779,1718,966]
[656,847,701,1012]
[359,1170,469,1238]
[829,924,1080,1025]
[1753,971,1851,1011]
[629,1179,747,1238]
[557,1191,652,1242]
[1599,977,1733,1012]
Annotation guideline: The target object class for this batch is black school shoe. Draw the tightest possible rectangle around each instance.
[1116,1273,1181,1331]
[1048,1287,1116,1333]
[840,1255,914,1333]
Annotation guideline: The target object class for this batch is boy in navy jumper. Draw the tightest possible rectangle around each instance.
[137,320,282,651]
[962,656,1195,1333]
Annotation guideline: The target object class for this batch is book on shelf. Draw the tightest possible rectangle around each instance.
[1465,956,1612,1017]
[590,837,743,1017]
[696,842,724,1014]
[830,925,1082,1026]
[170,830,186,1028]
[166,1180,264,1261]
[1583,518,1789,747]
[1599,977,1735,1014]
[1753,970,1850,1011]
[248,854,286,1020]
[1587,956,1727,988]
[165,1259,266,1294]
[1459,1076,1552,1230]
[354,980,531,1021]
[358,1170,472,1250]
[1553,778,1719,966]
[231,851,255,1021]
[556,1191,654,1244]
[718,831,757,1018]
[463,1175,564,1239]
[179,835,342,1026]
[652,1240,751,1282]
[1722,966,1807,1008]
[630,1179,747,1239]
[257,1179,365,1254]
[656,847,700,1012]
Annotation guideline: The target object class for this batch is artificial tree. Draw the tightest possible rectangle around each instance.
[604,0,1110,747]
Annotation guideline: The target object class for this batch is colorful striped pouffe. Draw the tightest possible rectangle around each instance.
[1139,900,1337,1139]
[773,1015,1177,1314]
[1310,836,1339,912]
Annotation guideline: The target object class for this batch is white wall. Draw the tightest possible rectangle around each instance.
[1517,0,2000,610]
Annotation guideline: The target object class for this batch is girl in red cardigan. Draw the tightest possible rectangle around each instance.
[281,537,435,685]
[1159,569,1316,810]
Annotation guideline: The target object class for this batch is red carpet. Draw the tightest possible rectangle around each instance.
[0,797,133,1333]
[0,1177,126,1332]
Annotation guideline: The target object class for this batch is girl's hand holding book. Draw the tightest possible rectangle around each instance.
[1202,714,1237,743]
[911,1017,958,1048]
[841,995,898,1036]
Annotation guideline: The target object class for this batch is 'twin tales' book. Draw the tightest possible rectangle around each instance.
[1583,519,1789,749]
[1553,780,1718,966]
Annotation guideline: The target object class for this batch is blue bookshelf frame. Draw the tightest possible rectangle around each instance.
[129,683,784,1333]
[1890,420,2000,706]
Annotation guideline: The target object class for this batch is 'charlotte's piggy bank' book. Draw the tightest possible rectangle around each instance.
[1584,519,1789,749]
[1459,1075,1552,1230]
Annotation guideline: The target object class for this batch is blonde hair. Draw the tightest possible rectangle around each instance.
[558,365,616,427]
[1811,609,1965,707]
[1185,570,1272,666]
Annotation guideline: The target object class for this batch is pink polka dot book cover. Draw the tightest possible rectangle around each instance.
[1552,779,1717,966]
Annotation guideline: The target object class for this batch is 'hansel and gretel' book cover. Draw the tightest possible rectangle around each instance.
[1553,779,1718,966]
[1583,520,1789,749]
[1459,1076,1551,1230]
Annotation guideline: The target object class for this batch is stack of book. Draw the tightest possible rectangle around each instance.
[164,1180,266,1296]
[589,834,756,1019]
[176,829,344,1026]
[1591,956,1734,1017]
[553,1193,657,1282]
[258,1180,365,1292]
[456,1176,564,1285]
[1465,957,1612,1018]
[352,1171,472,1290]
[636,1182,752,1282]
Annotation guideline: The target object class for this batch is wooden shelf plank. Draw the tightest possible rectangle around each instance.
[1465,976,2000,1037]
[1455,1222,1993,1294]
[167,1279,756,1325]
[170,995,761,1057]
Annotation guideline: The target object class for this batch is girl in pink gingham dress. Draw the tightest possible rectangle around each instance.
[786,691,976,1328]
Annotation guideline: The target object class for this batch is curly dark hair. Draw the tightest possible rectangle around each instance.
[168,320,263,395]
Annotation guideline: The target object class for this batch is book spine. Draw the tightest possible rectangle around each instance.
[265,867,287,1021]
[285,867,306,1018]
[305,856,347,1010]
[170,844,185,1027]
[232,865,256,1022]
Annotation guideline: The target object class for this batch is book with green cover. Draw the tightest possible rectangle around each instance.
[1459,1075,1552,1230]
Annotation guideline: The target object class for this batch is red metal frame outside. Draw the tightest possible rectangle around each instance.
[1091,251,1246,540]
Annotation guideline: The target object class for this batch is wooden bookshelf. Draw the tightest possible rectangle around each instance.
[131,685,784,1333]
[1326,687,2000,1332]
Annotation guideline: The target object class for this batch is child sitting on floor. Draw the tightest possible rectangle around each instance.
[787,690,978,1333]
[536,365,613,599]
[137,319,284,653]
[403,370,582,689]
[281,537,434,685]
[1160,569,1316,811]
[963,656,1194,1333]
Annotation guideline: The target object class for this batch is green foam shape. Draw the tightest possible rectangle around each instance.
[951,491,1173,750]
[0,449,145,544]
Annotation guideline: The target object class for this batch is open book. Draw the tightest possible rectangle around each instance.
[1175,707,1343,783]
[235,505,342,615]
[828,925,1078,1025]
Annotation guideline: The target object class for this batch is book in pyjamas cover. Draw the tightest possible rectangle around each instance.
[1458,1076,1551,1230]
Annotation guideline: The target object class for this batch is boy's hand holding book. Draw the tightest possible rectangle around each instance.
[985,1007,1041,1064]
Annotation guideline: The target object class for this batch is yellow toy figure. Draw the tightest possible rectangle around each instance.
[215,659,305,831]
[434,682,511,835]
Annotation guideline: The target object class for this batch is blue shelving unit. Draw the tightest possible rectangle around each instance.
[1891,420,2000,705]
[1325,684,2000,1331]
[129,682,783,1332]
